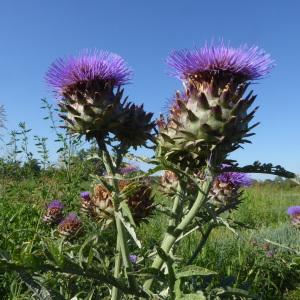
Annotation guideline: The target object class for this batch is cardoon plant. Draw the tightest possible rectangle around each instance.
[46,49,156,298]
[40,44,294,299]
[157,43,273,170]
[5,44,295,300]
[43,200,64,224]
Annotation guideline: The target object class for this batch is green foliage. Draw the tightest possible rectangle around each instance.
[0,99,299,299]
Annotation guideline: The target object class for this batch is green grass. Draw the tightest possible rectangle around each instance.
[0,174,300,299]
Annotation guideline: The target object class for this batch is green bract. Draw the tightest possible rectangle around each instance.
[157,78,257,170]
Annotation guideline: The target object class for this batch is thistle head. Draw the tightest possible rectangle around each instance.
[287,206,300,228]
[120,164,139,175]
[58,212,82,237]
[112,102,155,148]
[43,200,64,224]
[47,199,64,210]
[216,171,253,189]
[92,184,114,219]
[80,191,91,201]
[167,42,274,88]
[126,183,155,223]
[46,50,132,96]
[209,171,252,208]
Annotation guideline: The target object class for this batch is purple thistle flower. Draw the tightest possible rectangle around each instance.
[166,42,274,81]
[46,50,132,95]
[129,254,138,264]
[63,212,80,222]
[43,200,64,224]
[47,200,64,210]
[58,212,82,237]
[120,164,139,174]
[287,206,300,216]
[217,172,252,188]
[80,191,91,201]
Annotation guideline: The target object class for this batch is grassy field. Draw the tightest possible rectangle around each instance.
[0,169,300,299]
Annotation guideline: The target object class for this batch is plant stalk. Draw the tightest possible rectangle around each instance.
[111,238,122,300]
[96,138,138,297]
[143,177,212,290]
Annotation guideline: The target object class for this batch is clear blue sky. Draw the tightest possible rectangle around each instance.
[0,0,299,175]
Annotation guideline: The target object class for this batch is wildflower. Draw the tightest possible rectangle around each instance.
[157,42,273,171]
[80,191,92,214]
[92,185,114,220]
[129,254,138,264]
[167,43,273,82]
[58,213,82,237]
[91,181,155,224]
[217,171,253,188]
[209,172,252,207]
[43,200,64,224]
[46,50,154,146]
[120,164,139,175]
[287,206,300,227]
[46,50,132,95]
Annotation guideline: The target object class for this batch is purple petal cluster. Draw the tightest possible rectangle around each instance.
[46,50,132,94]
[120,164,139,174]
[59,212,81,225]
[80,191,91,201]
[166,43,274,81]
[129,254,138,264]
[217,172,253,188]
[48,200,64,209]
[287,206,300,216]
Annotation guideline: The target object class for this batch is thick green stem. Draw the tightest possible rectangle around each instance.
[111,238,122,300]
[168,182,183,229]
[96,138,138,297]
[143,178,212,290]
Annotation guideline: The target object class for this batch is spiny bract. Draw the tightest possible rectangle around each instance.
[157,43,273,170]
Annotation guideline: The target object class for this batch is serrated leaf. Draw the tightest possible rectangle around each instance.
[119,201,136,228]
[78,235,98,268]
[216,217,238,236]
[178,292,206,300]
[115,211,141,248]
[18,269,64,300]
[44,240,64,267]
[176,266,217,279]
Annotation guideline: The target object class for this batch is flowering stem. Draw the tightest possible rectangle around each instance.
[96,138,137,296]
[111,238,122,300]
[169,182,183,229]
[143,177,212,290]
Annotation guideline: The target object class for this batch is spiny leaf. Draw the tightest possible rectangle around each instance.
[176,266,217,279]
[115,211,141,248]
[178,292,206,300]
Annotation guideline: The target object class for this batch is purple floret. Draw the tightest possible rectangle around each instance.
[217,172,253,188]
[120,164,139,174]
[48,200,64,209]
[129,254,138,264]
[80,191,91,201]
[287,206,300,216]
[166,42,274,81]
[60,212,80,225]
[46,50,132,94]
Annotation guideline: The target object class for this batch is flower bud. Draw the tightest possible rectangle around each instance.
[43,200,64,225]
[58,213,82,237]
